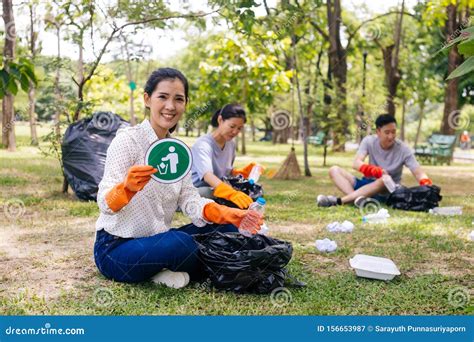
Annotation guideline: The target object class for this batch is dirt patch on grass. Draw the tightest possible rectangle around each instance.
[405,252,474,278]
[0,217,97,300]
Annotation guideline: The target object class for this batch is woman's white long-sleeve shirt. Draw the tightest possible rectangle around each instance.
[95,119,213,238]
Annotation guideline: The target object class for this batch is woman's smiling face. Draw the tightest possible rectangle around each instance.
[144,78,186,137]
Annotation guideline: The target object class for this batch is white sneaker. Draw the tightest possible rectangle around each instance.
[151,269,190,289]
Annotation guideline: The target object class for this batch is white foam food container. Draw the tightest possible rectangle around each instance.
[349,254,401,281]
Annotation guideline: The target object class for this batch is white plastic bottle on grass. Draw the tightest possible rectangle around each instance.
[248,164,264,183]
[429,207,463,216]
[362,208,390,224]
[239,197,266,237]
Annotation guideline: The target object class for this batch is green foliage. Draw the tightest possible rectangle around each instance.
[443,26,474,79]
[84,64,137,117]
[109,0,171,28]
[176,30,292,129]
[0,57,37,98]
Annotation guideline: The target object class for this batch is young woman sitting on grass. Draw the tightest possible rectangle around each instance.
[190,103,258,209]
[94,68,262,289]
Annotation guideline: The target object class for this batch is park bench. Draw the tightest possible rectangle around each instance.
[307,131,326,146]
[414,133,457,165]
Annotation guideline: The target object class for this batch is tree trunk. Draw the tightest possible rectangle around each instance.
[382,44,401,117]
[54,25,62,135]
[28,2,38,146]
[241,128,246,155]
[129,88,136,125]
[73,32,85,122]
[414,100,425,148]
[240,76,248,155]
[400,96,406,141]
[327,0,348,151]
[441,4,463,134]
[28,86,38,145]
[2,0,16,151]
[293,38,311,177]
[62,176,68,193]
[380,0,404,117]
[250,117,256,142]
[122,37,137,126]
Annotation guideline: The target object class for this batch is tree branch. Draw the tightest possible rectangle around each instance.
[310,20,329,41]
[80,9,220,99]
[345,10,418,49]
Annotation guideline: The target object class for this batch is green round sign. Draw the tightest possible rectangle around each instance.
[145,138,192,184]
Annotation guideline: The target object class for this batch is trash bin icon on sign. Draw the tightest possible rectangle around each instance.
[145,138,192,184]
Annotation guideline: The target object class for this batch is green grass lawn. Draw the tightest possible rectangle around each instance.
[0,123,473,315]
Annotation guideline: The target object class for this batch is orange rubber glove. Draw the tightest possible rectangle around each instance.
[105,165,157,212]
[231,162,256,178]
[203,202,263,233]
[419,178,433,186]
[213,182,253,209]
[359,164,384,179]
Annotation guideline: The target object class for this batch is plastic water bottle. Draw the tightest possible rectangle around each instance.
[239,197,266,237]
[248,164,264,183]
[259,223,269,236]
[382,174,400,193]
[362,208,390,224]
[429,206,463,216]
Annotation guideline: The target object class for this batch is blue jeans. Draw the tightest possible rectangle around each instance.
[94,223,238,283]
[354,177,388,203]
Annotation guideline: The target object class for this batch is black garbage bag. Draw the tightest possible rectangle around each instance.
[61,112,129,201]
[386,185,442,212]
[214,175,264,208]
[194,232,293,294]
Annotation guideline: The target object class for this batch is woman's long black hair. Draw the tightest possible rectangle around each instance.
[211,103,246,128]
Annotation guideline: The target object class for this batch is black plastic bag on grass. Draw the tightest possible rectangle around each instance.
[214,175,264,208]
[194,232,293,294]
[61,112,129,201]
[386,185,442,212]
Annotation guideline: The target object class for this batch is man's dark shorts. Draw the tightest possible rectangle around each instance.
[354,176,388,203]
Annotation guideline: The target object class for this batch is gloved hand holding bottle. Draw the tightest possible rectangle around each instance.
[239,197,266,237]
